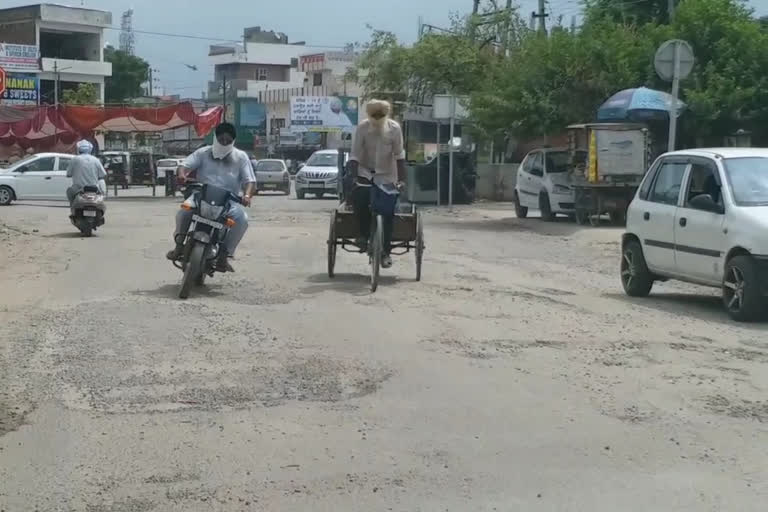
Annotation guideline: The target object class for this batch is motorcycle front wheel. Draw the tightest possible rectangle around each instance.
[179,242,205,299]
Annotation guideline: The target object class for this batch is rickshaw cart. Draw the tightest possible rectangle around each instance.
[327,148,425,292]
[567,123,651,226]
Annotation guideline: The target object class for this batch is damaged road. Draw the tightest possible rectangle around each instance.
[1,196,767,511]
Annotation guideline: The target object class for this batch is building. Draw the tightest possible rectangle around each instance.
[207,28,360,156]
[0,3,112,104]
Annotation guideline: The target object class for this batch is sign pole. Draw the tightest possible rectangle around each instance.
[436,121,441,206]
[668,43,681,152]
[448,97,455,209]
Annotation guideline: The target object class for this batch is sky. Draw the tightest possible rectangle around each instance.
[5,0,767,97]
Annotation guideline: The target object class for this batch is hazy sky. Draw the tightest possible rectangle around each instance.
[5,0,767,96]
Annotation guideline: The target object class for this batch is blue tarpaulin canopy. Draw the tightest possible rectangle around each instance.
[597,87,686,122]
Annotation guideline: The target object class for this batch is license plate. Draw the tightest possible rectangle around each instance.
[192,214,223,230]
[83,210,97,217]
[311,181,324,187]
[263,183,276,189]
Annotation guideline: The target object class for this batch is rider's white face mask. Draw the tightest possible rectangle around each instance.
[212,139,234,159]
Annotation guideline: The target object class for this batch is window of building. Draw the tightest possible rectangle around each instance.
[313,72,323,87]
[257,68,268,81]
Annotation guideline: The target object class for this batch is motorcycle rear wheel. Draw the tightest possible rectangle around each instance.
[179,242,204,299]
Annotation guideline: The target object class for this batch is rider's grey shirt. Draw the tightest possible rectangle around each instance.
[182,146,256,196]
[67,154,107,193]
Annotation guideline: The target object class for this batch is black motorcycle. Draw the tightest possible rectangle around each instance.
[173,183,242,299]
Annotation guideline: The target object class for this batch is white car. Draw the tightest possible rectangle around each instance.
[156,158,183,185]
[514,148,575,220]
[622,148,768,321]
[0,153,75,205]
[252,159,290,195]
[294,149,339,199]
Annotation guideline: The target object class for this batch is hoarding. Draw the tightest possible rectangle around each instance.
[0,44,41,72]
[234,99,266,149]
[290,96,358,132]
[1,73,39,105]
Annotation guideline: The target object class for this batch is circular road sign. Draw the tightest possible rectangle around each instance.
[654,39,695,82]
[0,66,6,97]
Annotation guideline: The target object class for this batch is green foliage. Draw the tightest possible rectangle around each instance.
[352,0,768,144]
[104,46,150,103]
[584,0,672,25]
[61,83,98,105]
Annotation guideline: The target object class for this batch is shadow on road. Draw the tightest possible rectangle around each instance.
[13,202,70,209]
[44,232,87,239]
[302,272,397,296]
[134,283,226,300]
[605,291,768,327]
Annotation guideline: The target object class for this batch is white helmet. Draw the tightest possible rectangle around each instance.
[77,140,93,154]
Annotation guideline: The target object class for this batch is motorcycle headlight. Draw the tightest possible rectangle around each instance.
[200,200,224,219]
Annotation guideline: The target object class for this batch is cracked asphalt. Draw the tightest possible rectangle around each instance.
[1,190,767,511]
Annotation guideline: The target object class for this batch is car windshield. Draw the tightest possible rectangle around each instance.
[256,161,284,172]
[306,153,337,167]
[546,151,571,173]
[724,157,768,206]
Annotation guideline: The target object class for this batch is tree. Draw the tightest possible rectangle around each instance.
[104,46,150,103]
[61,83,98,105]
[654,0,768,144]
[584,0,672,25]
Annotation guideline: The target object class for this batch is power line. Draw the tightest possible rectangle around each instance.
[103,26,350,49]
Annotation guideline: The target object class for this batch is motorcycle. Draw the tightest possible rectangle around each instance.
[173,183,242,299]
[70,185,106,237]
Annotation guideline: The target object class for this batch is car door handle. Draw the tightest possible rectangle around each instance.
[679,217,687,227]
[45,177,52,180]
[643,212,650,221]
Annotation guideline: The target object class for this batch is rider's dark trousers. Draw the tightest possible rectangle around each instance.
[352,185,394,255]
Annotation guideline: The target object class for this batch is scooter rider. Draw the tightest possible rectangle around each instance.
[66,140,107,203]
[166,122,256,272]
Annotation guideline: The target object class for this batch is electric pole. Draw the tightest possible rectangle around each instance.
[222,73,227,122]
[668,0,676,22]
[148,67,153,96]
[54,61,59,107]
[533,0,548,33]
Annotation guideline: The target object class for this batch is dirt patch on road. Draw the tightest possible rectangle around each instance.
[704,395,768,422]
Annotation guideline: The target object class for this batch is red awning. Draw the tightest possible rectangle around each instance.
[0,103,223,160]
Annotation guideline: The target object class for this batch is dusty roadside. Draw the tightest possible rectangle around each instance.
[1,197,767,511]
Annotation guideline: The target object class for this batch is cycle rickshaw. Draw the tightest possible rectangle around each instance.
[326,150,425,292]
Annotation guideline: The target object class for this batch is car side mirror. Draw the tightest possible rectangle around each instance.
[531,167,543,177]
[298,163,305,170]
[690,194,724,214]
[15,165,28,173]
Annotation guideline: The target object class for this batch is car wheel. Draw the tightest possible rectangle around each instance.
[621,240,654,297]
[723,255,764,322]
[539,192,554,222]
[0,186,14,206]
[513,191,528,219]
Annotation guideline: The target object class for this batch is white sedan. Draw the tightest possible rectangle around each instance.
[0,153,74,205]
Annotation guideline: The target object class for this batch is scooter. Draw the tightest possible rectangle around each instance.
[70,185,106,237]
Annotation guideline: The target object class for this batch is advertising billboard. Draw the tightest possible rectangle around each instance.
[290,96,358,132]
[235,99,267,149]
[0,44,41,72]
[1,73,39,105]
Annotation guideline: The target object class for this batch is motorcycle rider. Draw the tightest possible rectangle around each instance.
[66,140,107,203]
[166,122,256,272]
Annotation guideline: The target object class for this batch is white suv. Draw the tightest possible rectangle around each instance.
[622,148,768,321]
[514,148,575,220]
